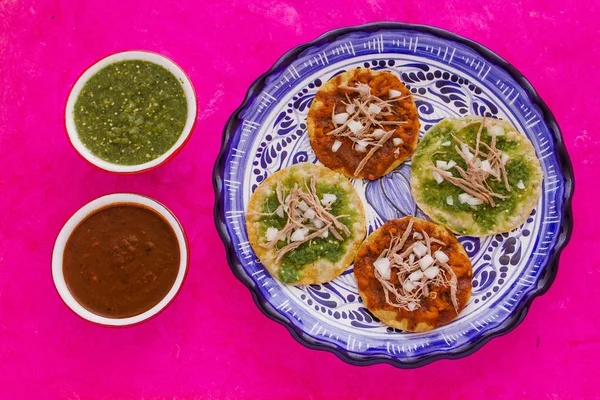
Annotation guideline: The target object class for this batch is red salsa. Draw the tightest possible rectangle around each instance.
[63,203,180,318]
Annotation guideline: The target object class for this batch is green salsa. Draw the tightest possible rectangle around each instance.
[258,179,358,284]
[414,121,534,234]
[74,60,187,165]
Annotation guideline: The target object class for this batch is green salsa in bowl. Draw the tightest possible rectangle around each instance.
[65,51,197,173]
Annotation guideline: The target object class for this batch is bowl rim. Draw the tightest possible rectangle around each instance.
[51,193,190,327]
[212,22,575,367]
[64,50,198,174]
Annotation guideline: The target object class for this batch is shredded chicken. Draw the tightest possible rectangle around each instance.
[256,176,350,264]
[354,129,395,179]
[439,263,459,312]
[327,82,408,177]
[429,117,511,207]
[372,222,459,313]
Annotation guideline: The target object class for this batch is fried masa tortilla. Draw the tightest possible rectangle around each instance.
[246,162,366,285]
[354,217,472,332]
[411,116,543,236]
[307,68,420,180]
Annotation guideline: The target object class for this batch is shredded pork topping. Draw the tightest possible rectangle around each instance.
[328,82,408,177]
[256,176,350,264]
[373,220,459,313]
[429,117,512,207]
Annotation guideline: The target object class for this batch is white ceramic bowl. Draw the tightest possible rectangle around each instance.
[65,51,197,173]
[52,193,189,326]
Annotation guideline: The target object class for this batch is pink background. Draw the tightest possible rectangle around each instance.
[0,0,597,399]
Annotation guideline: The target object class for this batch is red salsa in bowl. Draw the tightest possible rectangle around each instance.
[52,193,188,326]
[63,204,180,318]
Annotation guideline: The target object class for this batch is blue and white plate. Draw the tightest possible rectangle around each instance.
[213,23,573,367]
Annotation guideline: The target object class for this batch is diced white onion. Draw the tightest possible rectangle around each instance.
[474,158,482,168]
[403,281,416,292]
[321,230,329,239]
[413,242,428,258]
[266,227,279,242]
[446,196,454,206]
[393,148,400,155]
[312,218,324,229]
[517,180,525,190]
[433,171,444,184]
[489,125,505,136]
[407,302,418,311]
[373,258,391,280]
[507,131,518,140]
[461,144,474,161]
[331,140,342,153]
[467,197,484,206]
[290,229,306,242]
[347,120,363,134]
[333,112,349,125]
[409,270,424,282]
[297,200,309,212]
[434,250,449,264]
[436,160,448,170]
[346,104,356,114]
[368,103,382,115]
[275,206,285,218]
[372,128,386,138]
[389,89,402,99]
[441,141,452,147]
[501,153,510,165]
[303,208,316,219]
[393,138,404,146]
[446,160,457,169]
[413,232,423,240]
[354,140,369,153]
[409,254,415,264]
[419,254,435,271]
[459,193,484,206]
[480,159,492,172]
[355,143,367,153]
[321,193,337,206]
[424,266,440,279]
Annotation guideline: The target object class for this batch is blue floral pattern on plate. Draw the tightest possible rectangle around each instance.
[214,24,573,367]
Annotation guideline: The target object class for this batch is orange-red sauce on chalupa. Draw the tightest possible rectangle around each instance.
[308,69,419,180]
[63,204,180,318]
[354,219,472,330]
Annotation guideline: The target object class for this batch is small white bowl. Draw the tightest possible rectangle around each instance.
[52,193,189,326]
[65,51,197,173]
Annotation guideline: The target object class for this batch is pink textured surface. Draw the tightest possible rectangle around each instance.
[0,0,597,399]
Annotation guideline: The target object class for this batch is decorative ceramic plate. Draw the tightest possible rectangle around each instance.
[213,23,573,367]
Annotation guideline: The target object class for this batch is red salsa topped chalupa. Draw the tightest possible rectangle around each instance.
[307,68,420,180]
